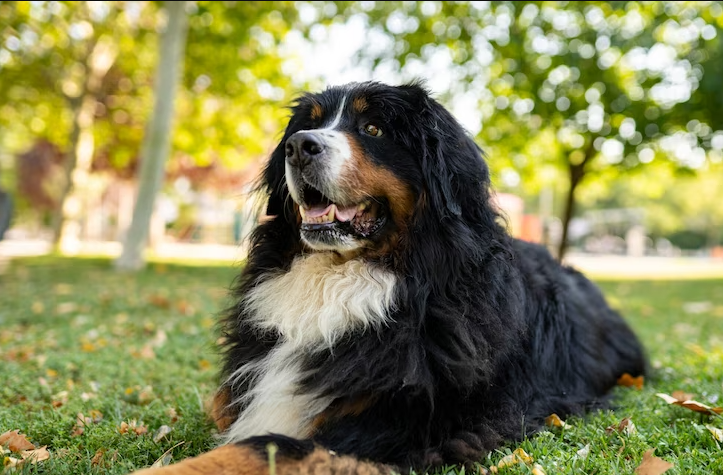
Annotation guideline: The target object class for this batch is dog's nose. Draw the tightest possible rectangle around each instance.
[285,132,325,169]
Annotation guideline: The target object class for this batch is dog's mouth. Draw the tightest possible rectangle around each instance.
[298,184,387,240]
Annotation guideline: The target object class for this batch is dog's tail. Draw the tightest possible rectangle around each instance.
[132,434,395,475]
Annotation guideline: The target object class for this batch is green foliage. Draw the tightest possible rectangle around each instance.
[1,258,723,473]
[0,1,304,175]
[2,1,722,245]
[341,1,722,172]
[333,1,723,253]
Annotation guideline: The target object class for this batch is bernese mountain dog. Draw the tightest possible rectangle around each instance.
[135,82,646,474]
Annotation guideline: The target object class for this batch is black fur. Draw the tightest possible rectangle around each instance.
[220,82,646,471]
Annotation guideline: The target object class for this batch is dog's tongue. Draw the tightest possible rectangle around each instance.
[305,204,333,218]
[335,205,357,222]
[303,204,358,221]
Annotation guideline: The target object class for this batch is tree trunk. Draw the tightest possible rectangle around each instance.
[115,1,188,271]
[556,141,596,262]
[53,36,118,253]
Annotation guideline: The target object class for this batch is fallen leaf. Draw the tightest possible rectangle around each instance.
[51,390,69,408]
[496,448,533,469]
[20,446,50,464]
[0,430,35,451]
[166,407,179,423]
[531,464,546,475]
[656,392,723,415]
[606,417,637,435]
[71,411,103,437]
[671,390,695,402]
[544,413,567,428]
[151,330,168,347]
[91,449,118,468]
[3,456,22,468]
[706,425,723,443]
[54,283,73,295]
[576,444,590,459]
[80,391,97,402]
[89,409,103,423]
[56,302,78,314]
[199,359,211,370]
[682,301,712,314]
[122,386,155,405]
[119,420,148,436]
[139,345,156,359]
[153,425,173,443]
[31,302,44,314]
[176,300,195,315]
[91,449,105,467]
[617,373,644,390]
[634,449,673,475]
[148,294,170,309]
[150,442,184,468]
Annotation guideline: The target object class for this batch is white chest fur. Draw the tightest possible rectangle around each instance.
[223,253,397,443]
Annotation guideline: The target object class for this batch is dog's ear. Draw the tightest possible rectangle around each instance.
[400,84,488,219]
[261,140,288,217]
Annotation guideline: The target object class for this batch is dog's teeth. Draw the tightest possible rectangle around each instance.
[358,202,367,212]
[328,205,336,222]
[299,208,307,219]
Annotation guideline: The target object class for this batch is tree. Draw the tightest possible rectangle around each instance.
[55,34,118,252]
[0,1,159,239]
[2,1,304,248]
[334,1,722,258]
[115,1,188,271]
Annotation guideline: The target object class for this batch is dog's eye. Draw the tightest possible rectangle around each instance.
[363,124,383,137]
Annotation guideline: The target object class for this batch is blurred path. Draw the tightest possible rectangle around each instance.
[564,252,723,280]
[1,238,721,279]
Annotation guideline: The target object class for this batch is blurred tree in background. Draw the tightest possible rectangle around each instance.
[1,1,722,264]
[335,0,723,257]
[115,0,188,271]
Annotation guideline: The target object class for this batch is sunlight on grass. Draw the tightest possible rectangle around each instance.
[1,257,722,474]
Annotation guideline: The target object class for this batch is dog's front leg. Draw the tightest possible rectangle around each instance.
[133,439,393,475]
[133,445,266,475]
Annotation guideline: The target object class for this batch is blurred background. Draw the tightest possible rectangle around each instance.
[1,1,722,272]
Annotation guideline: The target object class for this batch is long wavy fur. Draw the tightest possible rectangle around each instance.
[217,82,646,471]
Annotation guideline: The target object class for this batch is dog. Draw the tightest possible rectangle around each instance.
[135,81,646,474]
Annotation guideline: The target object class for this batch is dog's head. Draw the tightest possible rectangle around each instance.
[261,81,495,260]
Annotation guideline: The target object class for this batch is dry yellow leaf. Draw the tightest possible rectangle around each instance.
[634,449,673,475]
[656,392,723,415]
[706,425,723,443]
[617,373,644,390]
[497,448,533,469]
[531,464,546,475]
[0,430,35,452]
[544,413,567,428]
[20,446,50,464]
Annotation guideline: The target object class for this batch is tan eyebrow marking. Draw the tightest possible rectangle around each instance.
[310,102,323,120]
[353,96,368,113]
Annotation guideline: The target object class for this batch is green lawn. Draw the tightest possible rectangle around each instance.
[1,257,722,474]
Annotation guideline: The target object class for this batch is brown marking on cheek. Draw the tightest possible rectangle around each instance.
[310,102,323,120]
[352,96,369,114]
[208,387,238,432]
[343,135,416,227]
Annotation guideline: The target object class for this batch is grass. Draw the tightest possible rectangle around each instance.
[1,256,722,474]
